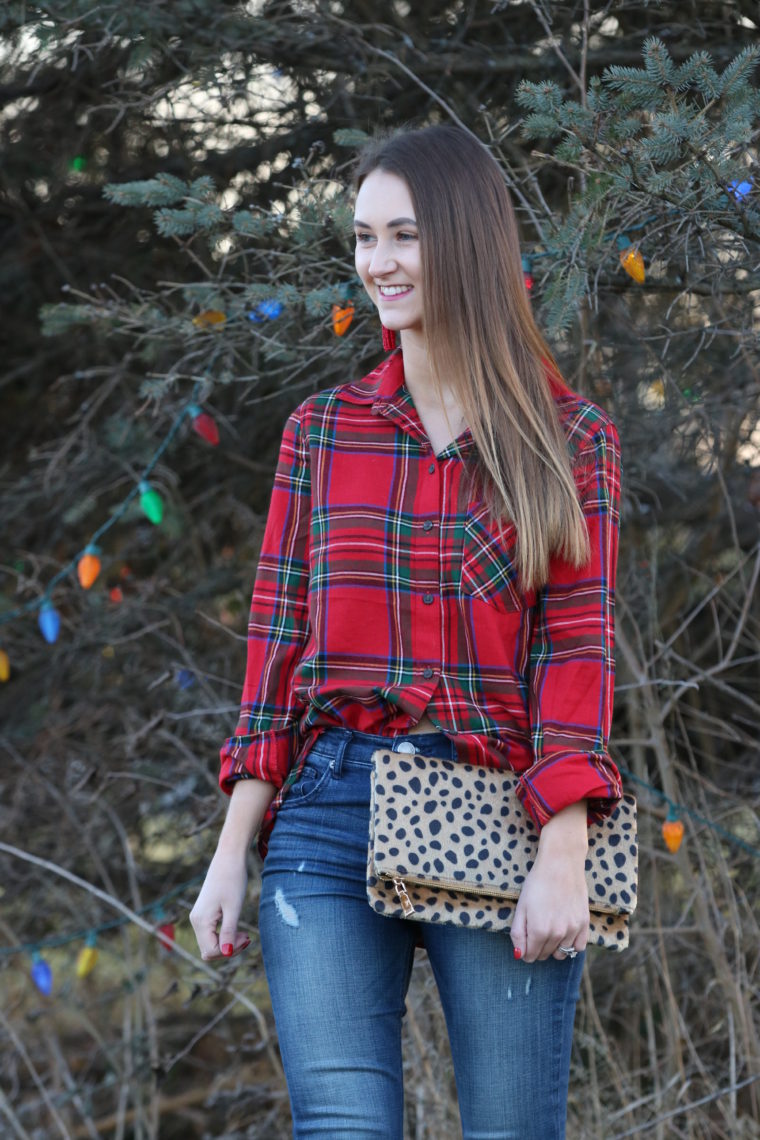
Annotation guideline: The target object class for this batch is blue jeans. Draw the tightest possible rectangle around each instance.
[258,727,584,1139]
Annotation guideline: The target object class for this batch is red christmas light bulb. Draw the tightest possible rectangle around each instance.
[191,410,219,446]
[158,922,176,951]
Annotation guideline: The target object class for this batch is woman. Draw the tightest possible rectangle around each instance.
[190,124,623,1139]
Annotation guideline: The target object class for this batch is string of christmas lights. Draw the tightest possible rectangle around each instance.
[616,764,760,858]
[0,392,219,644]
[0,873,205,995]
[0,282,357,661]
[520,179,753,290]
[0,882,202,960]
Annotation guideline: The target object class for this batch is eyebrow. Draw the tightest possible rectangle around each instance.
[353,216,417,229]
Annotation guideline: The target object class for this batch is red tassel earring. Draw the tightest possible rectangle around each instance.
[382,325,397,352]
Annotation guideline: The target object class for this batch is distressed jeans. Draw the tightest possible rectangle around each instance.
[257,727,585,1140]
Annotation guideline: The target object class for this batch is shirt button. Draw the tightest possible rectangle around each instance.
[428,463,436,474]
[423,521,434,531]
[422,667,434,679]
[422,593,435,604]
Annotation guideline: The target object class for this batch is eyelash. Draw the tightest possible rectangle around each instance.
[354,232,417,243]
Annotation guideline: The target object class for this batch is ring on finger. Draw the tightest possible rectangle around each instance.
[558,944,578,959]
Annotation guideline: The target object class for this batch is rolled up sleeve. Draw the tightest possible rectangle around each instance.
[219,405,311,795]
[516,419,623,829]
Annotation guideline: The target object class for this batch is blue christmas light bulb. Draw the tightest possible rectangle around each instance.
[38,602,61,644]
[729,179,752,201]
[247,299,283,322]
[31,954,53,996]
[177,668,195,690]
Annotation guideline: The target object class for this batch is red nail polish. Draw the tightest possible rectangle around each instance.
[513,947,522,960]
[221,943,234,956]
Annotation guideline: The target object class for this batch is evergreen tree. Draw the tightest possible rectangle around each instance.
[1,5,758,1136]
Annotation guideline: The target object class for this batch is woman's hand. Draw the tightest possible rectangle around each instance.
[510,800,590,963]
[190,849,250,960]
[189,777,276,961]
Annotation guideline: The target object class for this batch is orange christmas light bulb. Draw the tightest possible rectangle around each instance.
[662,815,684,853]
[77,549,101,589]
[620,245,645,283]
[332,302,354,336]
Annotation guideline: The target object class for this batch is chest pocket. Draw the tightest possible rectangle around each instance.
[460,507,533,613]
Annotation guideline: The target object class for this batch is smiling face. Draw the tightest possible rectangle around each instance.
[353,169,423,339]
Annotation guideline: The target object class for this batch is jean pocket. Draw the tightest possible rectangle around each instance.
[460,508,534,612]
[284,754,334,805]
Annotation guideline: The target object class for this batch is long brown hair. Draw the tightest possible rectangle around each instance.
[353,124,590,592]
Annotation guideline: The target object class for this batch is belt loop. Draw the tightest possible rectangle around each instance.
[330,729,352,778]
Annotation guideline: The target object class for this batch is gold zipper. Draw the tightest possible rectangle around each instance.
[391,878,415,916]
[388,873,628,917]
[390,874,519,911]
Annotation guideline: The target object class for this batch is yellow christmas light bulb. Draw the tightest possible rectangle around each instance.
[76,944,99,978]
[620,245,645,283]
[0,649,9,682]
[192,309,226,328]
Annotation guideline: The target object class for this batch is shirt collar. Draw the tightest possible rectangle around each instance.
[337,348,405,407]
[339,349,475,456]
[372,347,407,405]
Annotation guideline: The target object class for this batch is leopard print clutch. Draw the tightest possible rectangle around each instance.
[366,749,638,951]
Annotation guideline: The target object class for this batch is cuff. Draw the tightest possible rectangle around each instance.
[219,726,299,796]
[515,751,623,831]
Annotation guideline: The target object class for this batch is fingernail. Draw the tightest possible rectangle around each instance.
[513,947,522,960]
[221,943,234,957]
[241,938,251,949]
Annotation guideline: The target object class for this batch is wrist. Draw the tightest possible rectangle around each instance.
[216,777,276,855]
[538,800,589,853]
[215,831,254,859]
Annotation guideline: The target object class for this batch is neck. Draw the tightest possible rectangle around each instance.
[399,330,459,412]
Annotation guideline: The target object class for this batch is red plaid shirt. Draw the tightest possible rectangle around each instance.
[220,349,623,859]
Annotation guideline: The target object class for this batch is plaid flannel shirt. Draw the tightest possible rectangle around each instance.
[220,349,623,859]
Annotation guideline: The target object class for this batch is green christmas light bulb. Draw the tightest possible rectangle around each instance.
[138,480,163,525]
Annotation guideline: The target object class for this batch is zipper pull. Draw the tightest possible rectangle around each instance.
[392,877,415,917]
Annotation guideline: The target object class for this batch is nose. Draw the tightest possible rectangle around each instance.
[368,240,396,278]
